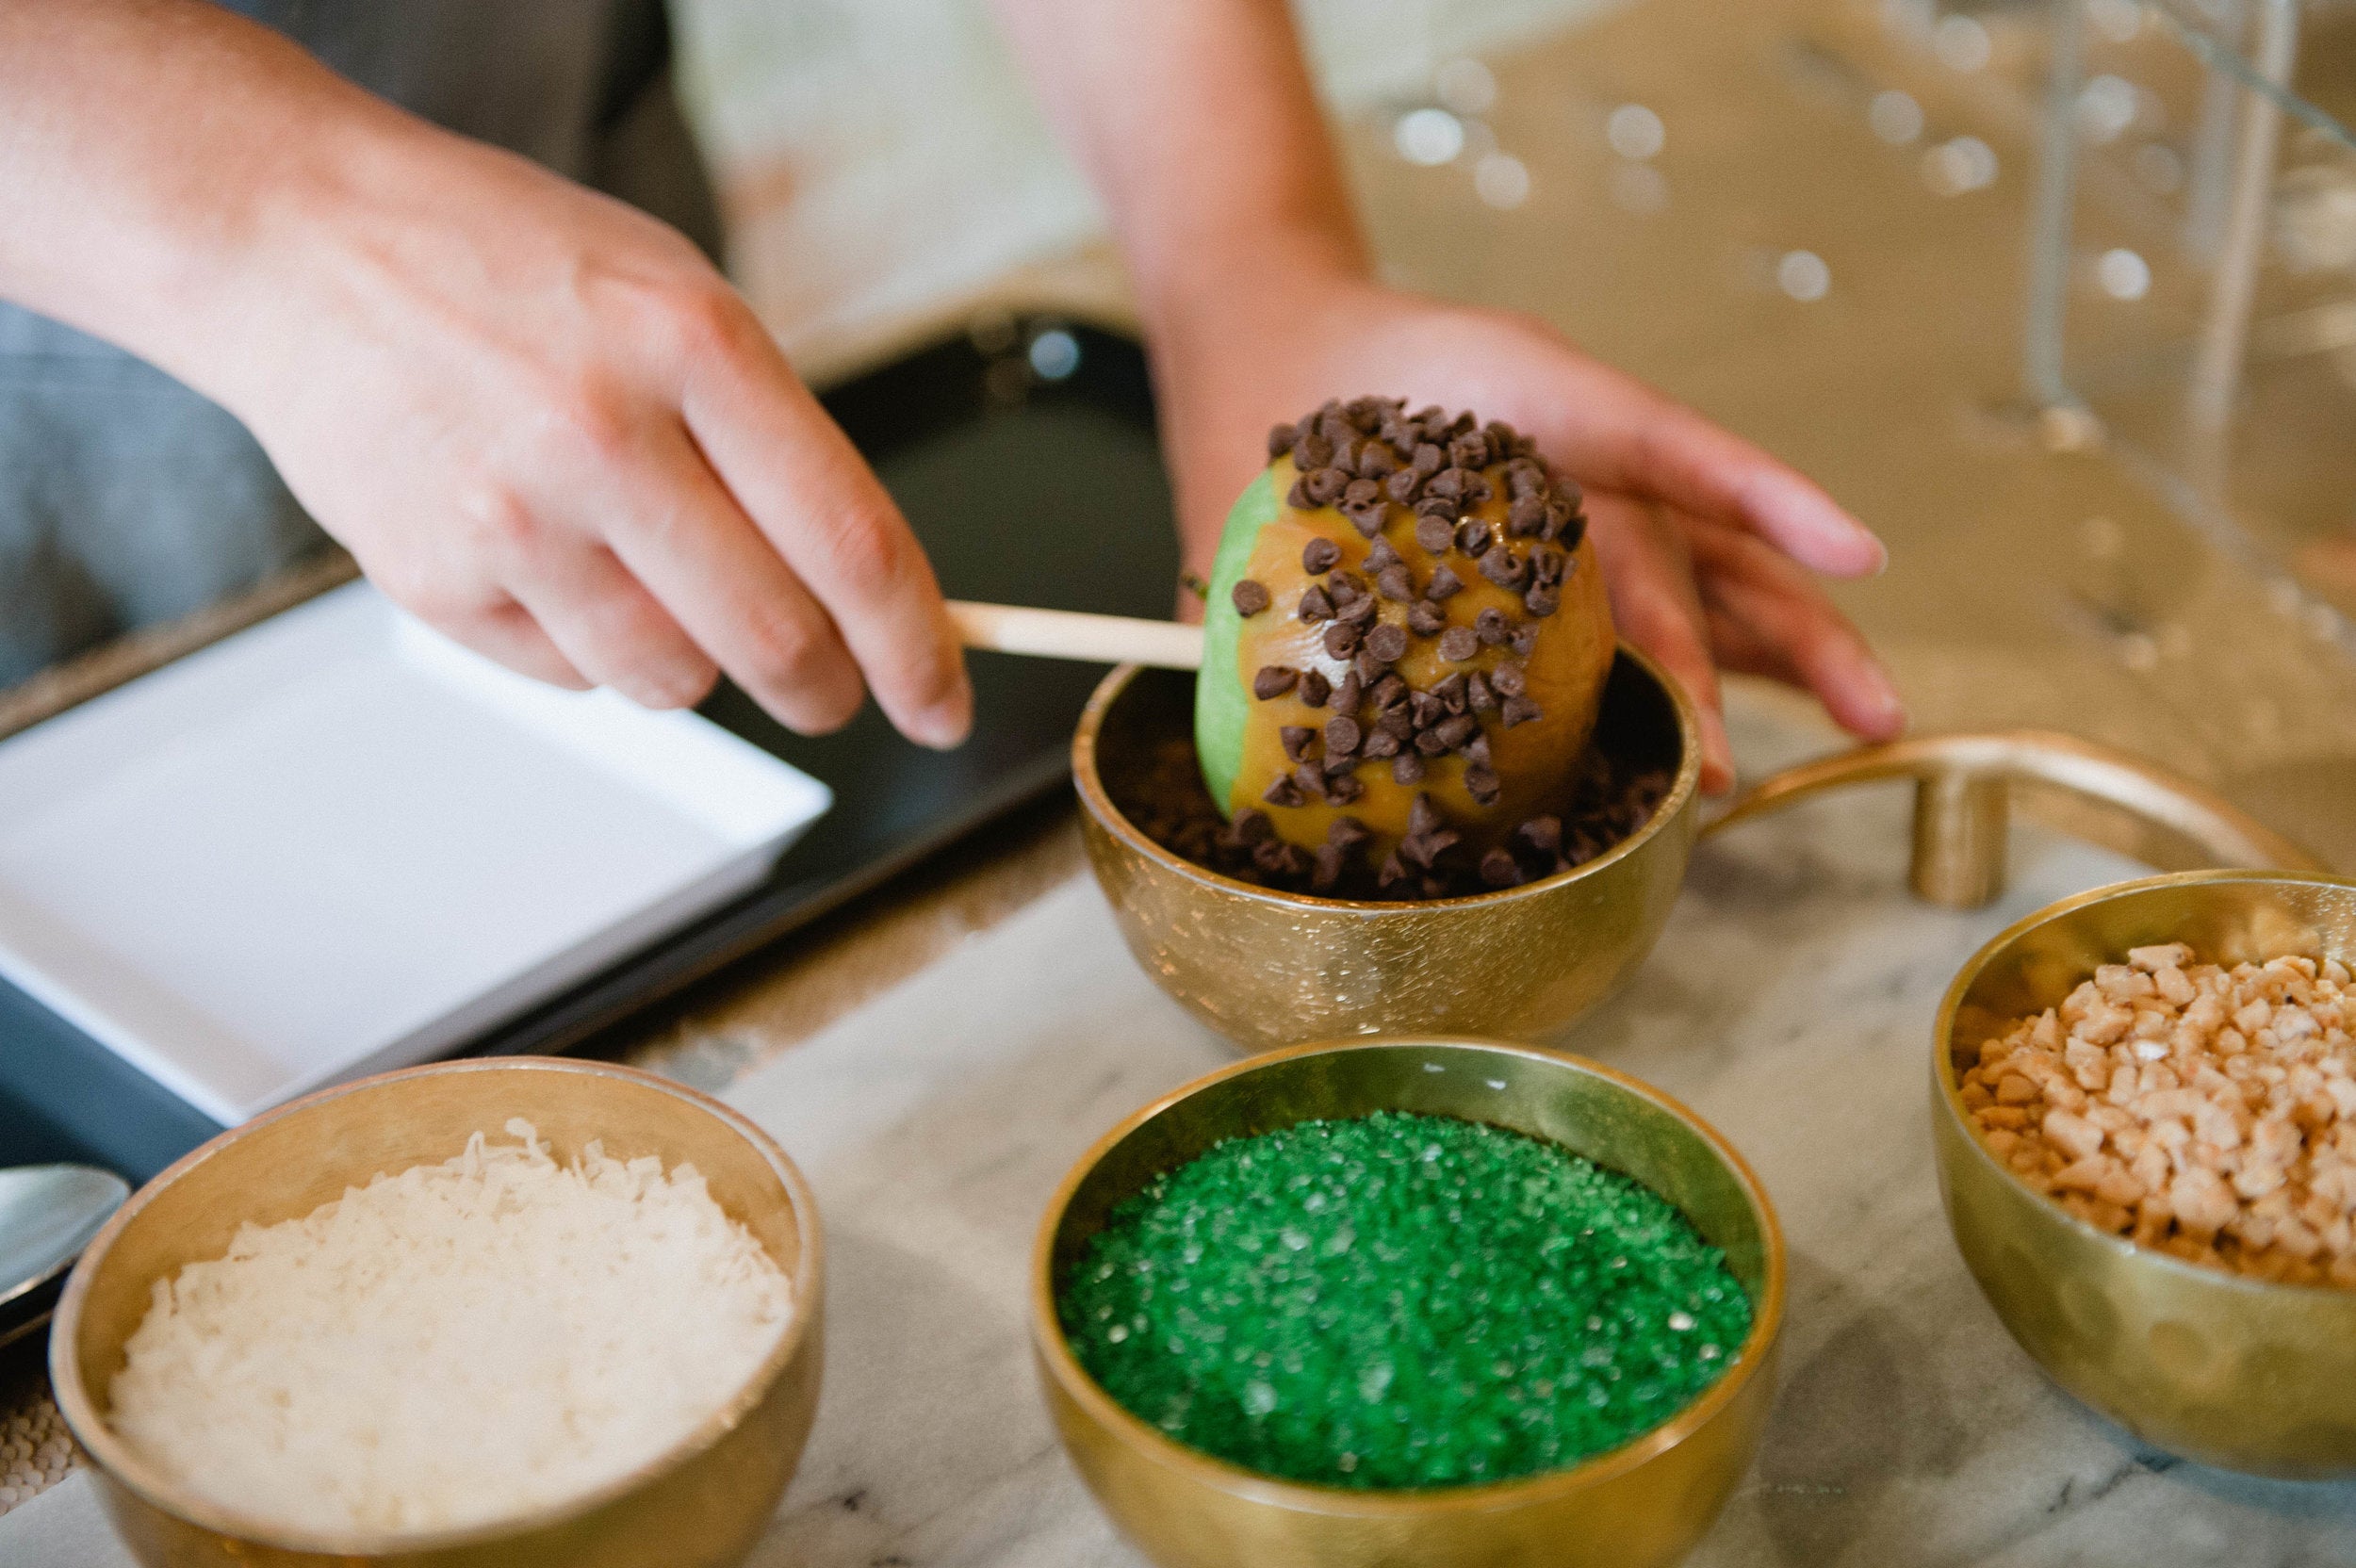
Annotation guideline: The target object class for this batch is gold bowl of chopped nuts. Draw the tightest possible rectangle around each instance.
[1072,648,1699,1051]
[1933,869,2356,1478]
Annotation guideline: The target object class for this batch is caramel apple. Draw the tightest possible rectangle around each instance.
[1196,397,1617,897]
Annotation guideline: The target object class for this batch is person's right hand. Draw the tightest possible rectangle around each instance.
[206,118,973,746]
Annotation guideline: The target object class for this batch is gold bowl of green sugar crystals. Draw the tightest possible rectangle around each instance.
[1029,1037,1784,1568]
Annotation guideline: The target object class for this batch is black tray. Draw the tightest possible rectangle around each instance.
[0,318,1176,1181]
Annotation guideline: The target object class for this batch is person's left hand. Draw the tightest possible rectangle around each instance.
[1148,263,1906,795]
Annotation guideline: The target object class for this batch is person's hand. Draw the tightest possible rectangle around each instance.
[1150,263,1905,793]
[204,122,973,746]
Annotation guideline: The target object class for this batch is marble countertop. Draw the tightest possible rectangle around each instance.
[13,688,2353,1567]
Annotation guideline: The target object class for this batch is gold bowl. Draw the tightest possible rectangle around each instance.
[1073,647,1701,1051]
[1032,1037,1784,1568]
[1932,870,2356,1478]
[51,1057,825,1567]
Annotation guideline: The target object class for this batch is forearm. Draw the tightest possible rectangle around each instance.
[0,0,428,400]
[987,0,1368,335]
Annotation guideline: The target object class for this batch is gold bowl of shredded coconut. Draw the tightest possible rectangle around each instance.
[50,1058,822,1566]
[1934,870,2356,1479]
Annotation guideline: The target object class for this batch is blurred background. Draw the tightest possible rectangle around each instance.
[667,0,2356,869]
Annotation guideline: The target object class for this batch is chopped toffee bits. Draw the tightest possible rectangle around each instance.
[1231,579,1271,617]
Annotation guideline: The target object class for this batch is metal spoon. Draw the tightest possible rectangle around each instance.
[0,1165,130,1350]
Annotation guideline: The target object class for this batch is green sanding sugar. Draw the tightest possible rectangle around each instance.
[1057,1110,1750,1491]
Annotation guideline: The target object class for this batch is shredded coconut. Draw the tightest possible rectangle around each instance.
[107,1119,792,1535]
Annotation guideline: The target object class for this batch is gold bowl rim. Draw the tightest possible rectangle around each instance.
[49,1055,826,1556]
[1028,1036,1786,1515]
[1071,640,1703,914]
[1931,866,2356,1299]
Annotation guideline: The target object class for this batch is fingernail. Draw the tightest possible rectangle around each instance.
[915,668,974,750]
[1860,664,1907,734]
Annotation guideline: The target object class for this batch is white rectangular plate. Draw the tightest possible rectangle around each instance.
[0,583,830,1126]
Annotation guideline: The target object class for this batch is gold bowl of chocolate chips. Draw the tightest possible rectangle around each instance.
[1074,397,1701,1052]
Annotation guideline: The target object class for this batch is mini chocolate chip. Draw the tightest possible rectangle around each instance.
[1341,593,1380,628]
[1438,626,1480,662]
[1322,622,1362,660]
[1291,432,1333,471]
[1531,545,1565,585]
[1342,478,1381,510]
[1449,433,1490,470]
[1252,839,1300,876]
[1323,750,1359,777]
[1464,731,1493,766]
[1418,827,1462,865]
[1311,844,1344,892]
[1543,494,1576,537]
[1432,672,1468,711]
[1479,848,1521,887]
[1357,444,1398,479]
[1353,647,1389,683]
[1409,793,1444,837]
[1392,752,1426,785]
[1294,760,1329,802]
[1407,600,1447,637]
[1331,671,1363,713]
[1231,579,1270,616]
[1324,716,1363,756]
[1475,607,1511,645]
[1366,623,1409,662]
[1489,661,1527,697]
[1524,582,1561,617]
[1425,563,1464,600]
[1509,495,1548,536]
[1326,771,1365,805]
[1420,875,1450,899]
[1455,519,1492,558]
[1505,458,1544,497]
[1510,624,1542,659]
[1263,774,1305,807]
[1252,665,1300,699]
[1369,673,1406,710]
[1460,474,1493,506]
[1377,706,1415,741]
[1409,692,1444,728]
[1383,468,1423,505]
[1299,669,1332,708]
[1414,498,1461,527]
[1233,808,1275,844]
[1378,852,1412,890]
[1414,727,1451,757]
[1302,536,1342,574]
[1280,725,1317,762]
[1328,814,1371,847]
[1297,583,1334,623]
[1466,673,1496,711]
[1424,468,1464,501]
[1343,502,1386,539]
[1411,442,1445,476]
[1365,536,1401,572]
[1377,565,1415,602]
[1501,695,1542,727]
[1287,478,1313,509]
[1559,511,1587,550]
[1516,815,1563,854]
[1435,714,1479,750]
[1464,763,1502,806]
[1360,728,1400,759]
[1413,514,1455,555]
[1268,423,1300,459]
[1305,466,1350,506]
[1478,548,1529,591]
[1484,420,1520,454]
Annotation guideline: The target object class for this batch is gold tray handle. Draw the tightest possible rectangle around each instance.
[1705,730,2327,909]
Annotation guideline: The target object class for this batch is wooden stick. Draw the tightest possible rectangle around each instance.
[946,601,1204,670]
